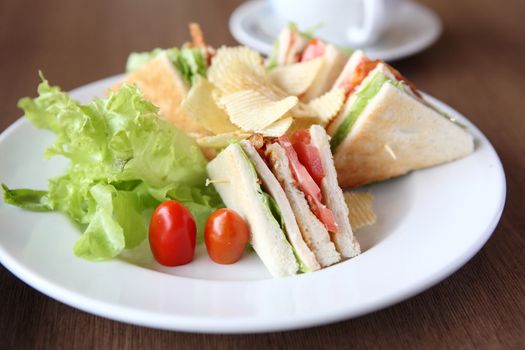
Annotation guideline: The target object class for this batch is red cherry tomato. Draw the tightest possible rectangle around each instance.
[204,208,250,264]
[149,200,196,266]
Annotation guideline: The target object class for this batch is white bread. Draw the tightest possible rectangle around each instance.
[302,45,348,102]
[309,125,361,258]
[207,143,298,277]
[277,27,310,65]
[332,50,365,90]
[240,141,321,272]
[265,143,341,267]
[328,63,395,135]
[333,82,474,188]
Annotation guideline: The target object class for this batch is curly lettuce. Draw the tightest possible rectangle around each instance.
[2,76,222,260]
[126,47,207,86]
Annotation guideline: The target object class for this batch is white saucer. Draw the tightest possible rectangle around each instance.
[229,0,443,61]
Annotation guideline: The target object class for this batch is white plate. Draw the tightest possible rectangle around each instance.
[0,75,505,333]
[229,0,442,61]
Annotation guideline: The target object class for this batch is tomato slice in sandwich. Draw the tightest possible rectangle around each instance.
[277,135,338,233]
[291,129,325,187]
[339,57,381,96]
[301,38,326,62]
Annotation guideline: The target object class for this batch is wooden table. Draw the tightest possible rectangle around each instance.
[1,0,524,348]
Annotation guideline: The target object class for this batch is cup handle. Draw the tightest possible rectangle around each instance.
[346,0,386,46]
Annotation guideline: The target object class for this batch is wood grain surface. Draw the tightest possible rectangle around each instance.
[1,0,524,348]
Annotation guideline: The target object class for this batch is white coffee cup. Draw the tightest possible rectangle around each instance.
[268,0,404,46]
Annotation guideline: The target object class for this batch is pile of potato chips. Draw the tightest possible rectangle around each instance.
[181,46,345,148]
[181,45,377,231]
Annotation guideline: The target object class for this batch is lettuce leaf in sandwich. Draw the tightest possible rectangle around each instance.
[126,47,207,85]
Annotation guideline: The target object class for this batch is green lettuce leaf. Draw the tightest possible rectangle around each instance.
[266,40,280,70]
[174,48,208,85]
[126,47,207,86]
[126,48,164,72]
[3,76,222,260]
[1,184,52,211]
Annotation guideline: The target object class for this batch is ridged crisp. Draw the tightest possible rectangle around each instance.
[208,46,287,100]
[302,45,349,102]
[293,88,345,125]
[219,90,297,132]
[270,57,324,96]
[181,76,237,134]
[195,131,250,149]
[344,191,376,231]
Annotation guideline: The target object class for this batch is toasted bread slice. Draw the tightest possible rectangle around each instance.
[333,82,474,188]
[301,45,348,102]
[112,52,208,135]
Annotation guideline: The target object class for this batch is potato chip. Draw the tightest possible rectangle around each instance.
[344,191,377,231]
[208,46,288,100]
[181,76,238,134]
[269,57,324,96]
[187,131,208,139]
[308,88,345,122]
[219,90,298,131]
[260,116,293,137]
[208,46,265,92]
[293,88,345,125]
[286,117,321,136]
[196,131,251,149]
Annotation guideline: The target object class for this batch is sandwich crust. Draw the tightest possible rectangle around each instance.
[334,83,474,188]
[112,53,208,135]
[277,27,309,65]
[309,125,361,258]
[207,144,299,277]
[302,45,348,102]
[241,141,321,272]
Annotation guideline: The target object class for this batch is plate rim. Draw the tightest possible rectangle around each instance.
[0,75,506,333]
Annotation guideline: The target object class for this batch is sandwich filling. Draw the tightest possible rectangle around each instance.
[336,55,420,98]
[263,138,341,267]
[331,71,406,151]
[277,136,338,233]
[238,145,305,271]
[255,133,339,234]
[268,24,311,68]
[330,60,459,151]
[337,56,381,97]
[126,47,208,86]
[300,38,326,62]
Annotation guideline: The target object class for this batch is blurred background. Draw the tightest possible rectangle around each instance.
[1,0,523,144]
[1,0,524,348]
